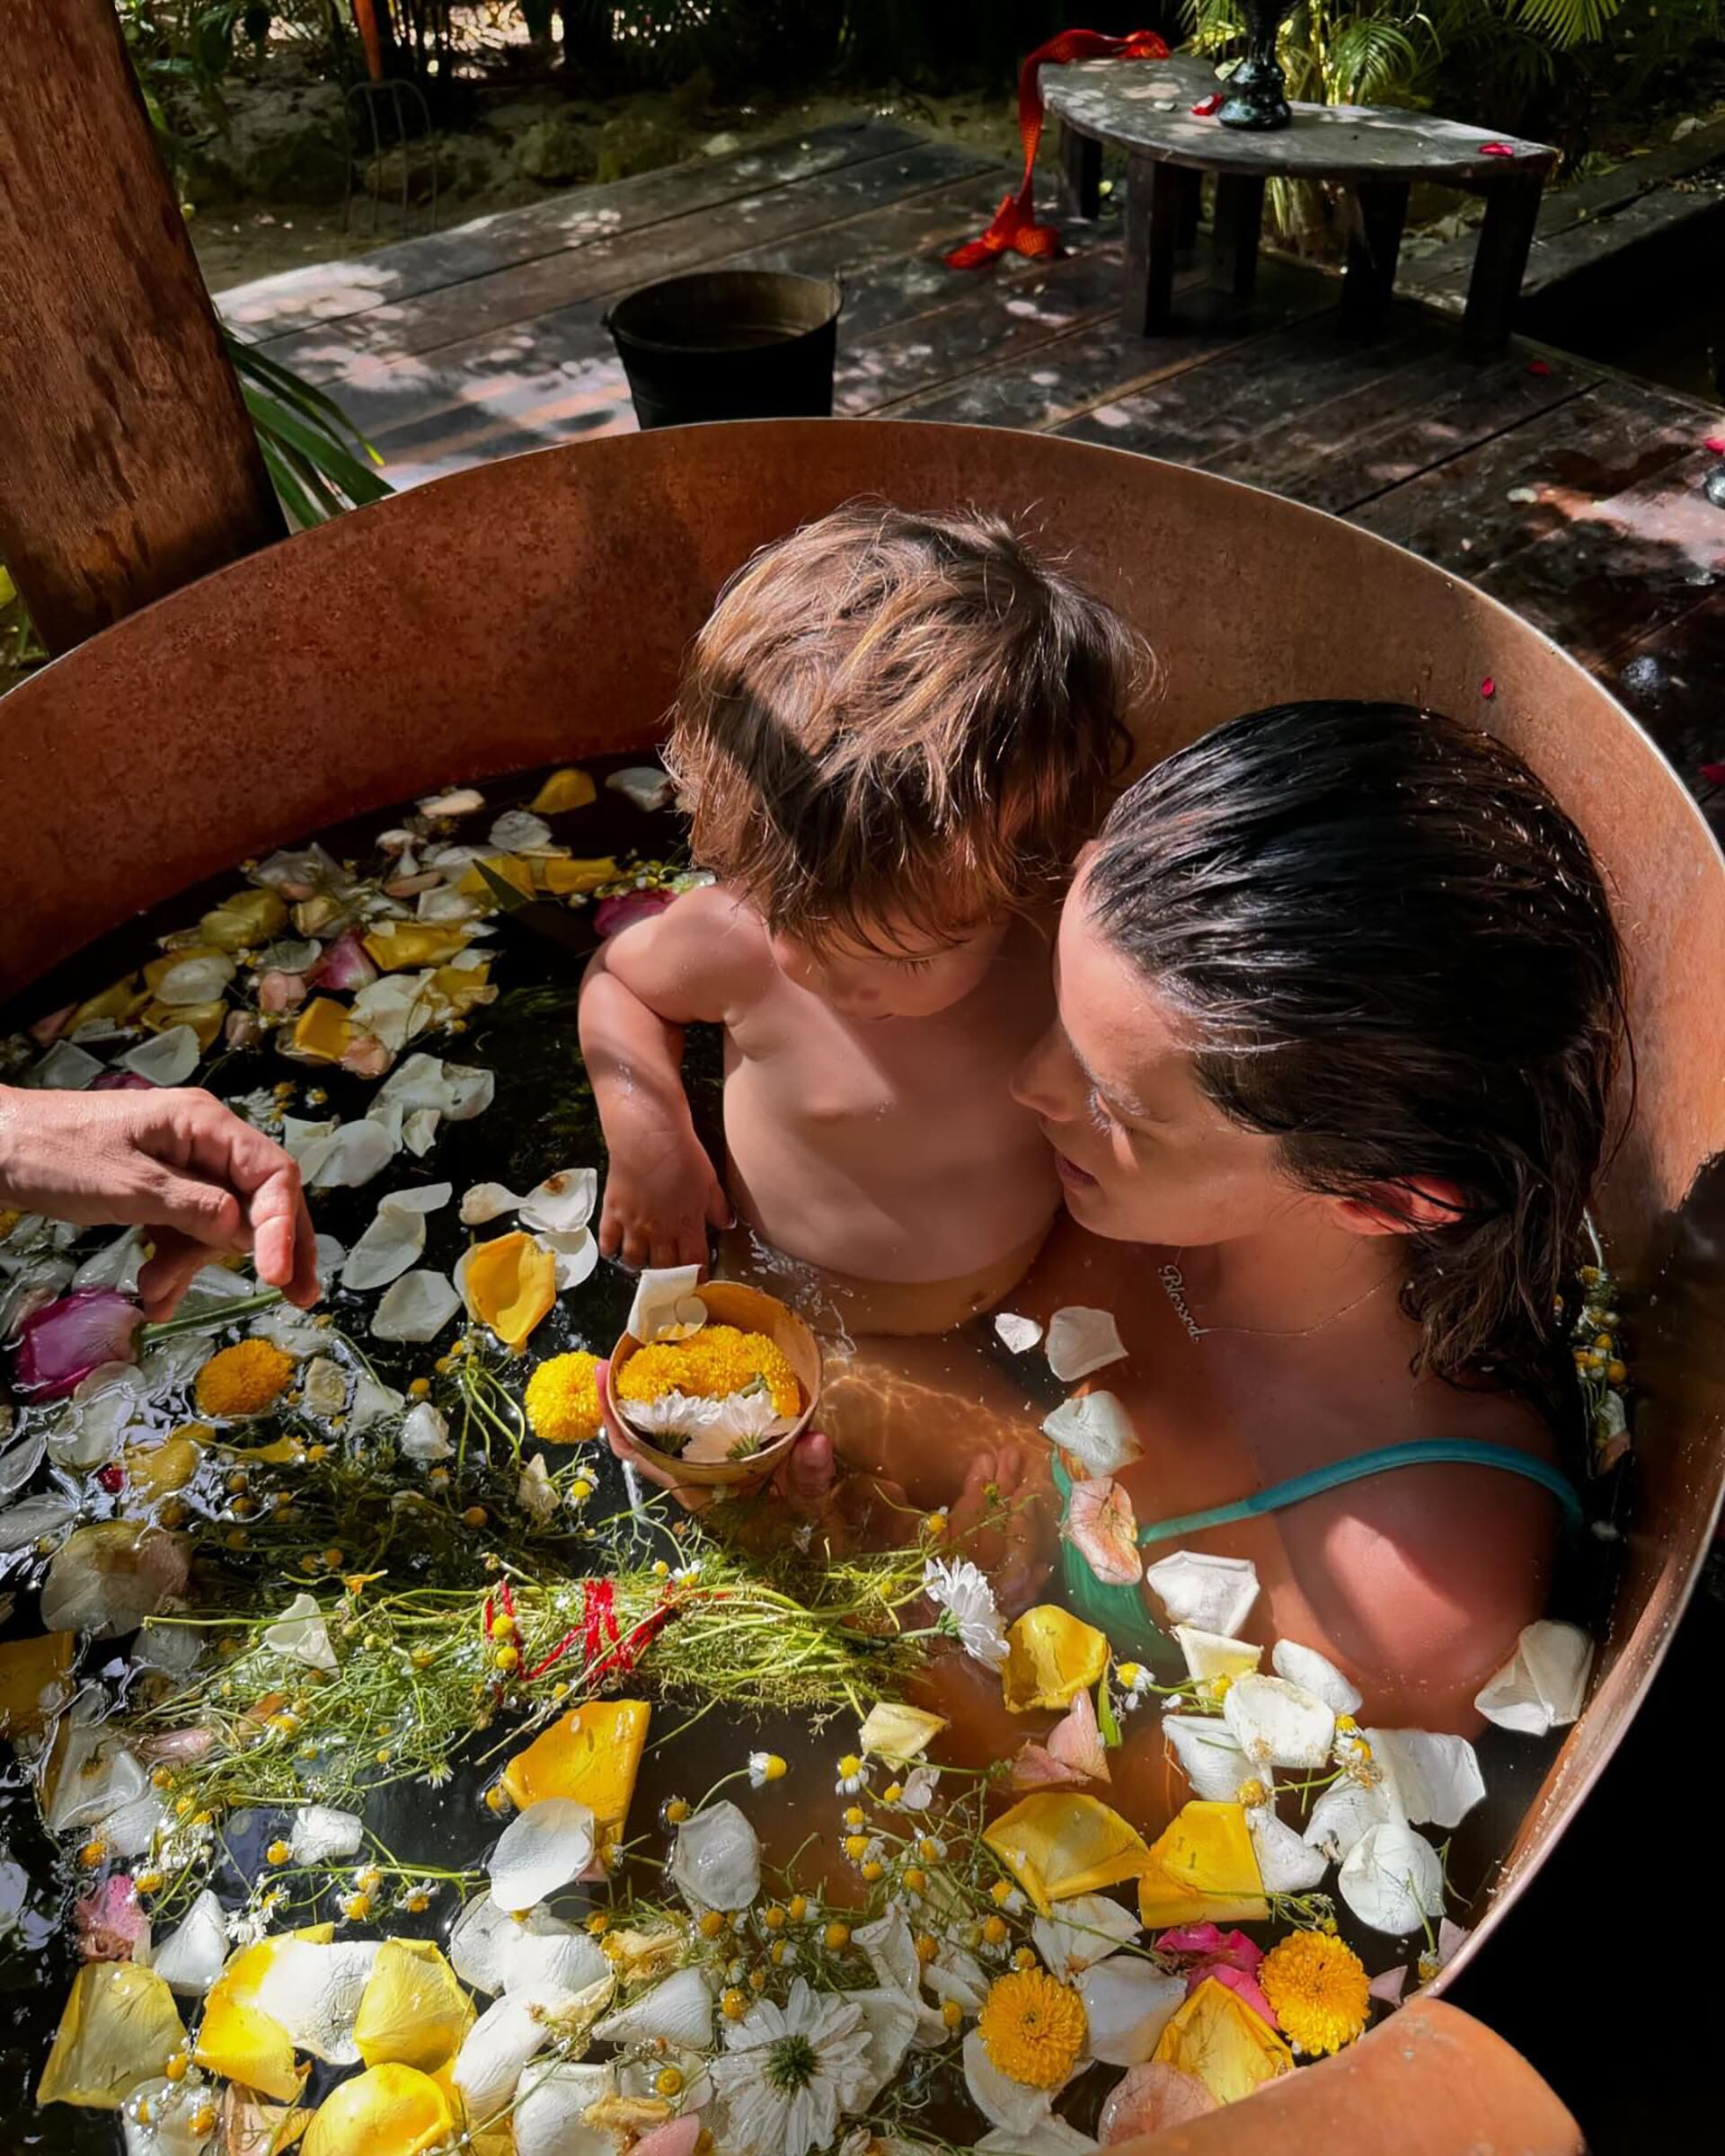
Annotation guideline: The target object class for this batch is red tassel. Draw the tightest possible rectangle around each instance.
[947,29,1170,270]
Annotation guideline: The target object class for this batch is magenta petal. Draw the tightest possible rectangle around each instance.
[1207,1962,1278,2028]
[91,1071,157,1091]
[595,889,673,940]
[1156,1922,1230,1957]
[13,1289,143,1399]
[309,927,378,991]
[75,1876,147,1963]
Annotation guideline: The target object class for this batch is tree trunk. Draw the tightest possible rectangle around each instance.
[0,0,285,658]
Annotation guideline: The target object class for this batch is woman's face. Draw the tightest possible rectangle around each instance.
[1012,865,1308,1247]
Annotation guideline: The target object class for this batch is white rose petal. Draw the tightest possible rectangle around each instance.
[489,1798,597,1911]
[450,1895,572,1995]
[849,1986,921,2109]
[1223,1674,1335,1768]
[1041,1391,1141,1476]
[539,1227,600,1292]
[419,787,485,818]
[1144,1551,1259,1638]
[1369,1729,1485,1830]
[1046,1307,1128,1383]
[518,1454,559,1524]
[342,1204,427,1292]
[512,2063,618,2156]
[349,1372,405,1431]
[1338,1819,1446,1936]
[978,2125,1100,2156]
[1474,1619,1594,1736]
[456,1992,560,2118]
[300,1356,348,1417]
[118,1026,200,1086]
[1161,1714,1267,1803]
[1079,1957,1186,2066]
[460,1182,525,1226]
[1271,1639,1364,1716]
[496,1924,610,1998]
[151,953,236,1007]
[592,1965,714,2049]
[400,1400,453,1462]
[151,1889,227,1995]
[1304,1777,1402,1864]
[628,1265,707,1344]
[854,1911,922,1998]
[491,809,553,853]
[374,1270,460,1344]
[1172,1627,1261,1684]
[669,1800,759,1912]
[46,1727,146,1833]
[1248,1806,1331,1894]
[606,766,675,812]
[518,1169,598,1236]
[252,1937,380,2063]
[289,1804,364,1864]
[1031,1894,1142,1980]
[28,1040,106,1090]
[374,1052,494,1125]
[261,1593,338,1672]
[307,1119,398,1191]
[98,1792,172,1860]
[963,2028,1058,2134]
[995,1312,1044,1354]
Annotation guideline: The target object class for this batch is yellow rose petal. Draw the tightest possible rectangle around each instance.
[537,855,617,896]
[354,1940,473,2074]
[123,1431,205,1499]
[290,998,358,1065]
[362,923,473,972]
[303,2063,455,2156]
[38,1964,185,2109]
[0,1630,75,1738]
[983,1792,1150,1915]
[1152,1976,1293,2105]
[201,889,288,951]
[856,1701,949,1765]
[1001,1605,1110,1713]
[458,854,536,903]
[529,766,597,816]
[1137,1801,1268,1930]
[502,1700,650,1835]
[462,1232,556,1352]
[144,998,226,1050]
[195,1927,332,2104]
[70,976,149,1031]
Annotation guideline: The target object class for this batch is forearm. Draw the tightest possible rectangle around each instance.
[578,964,700,1152]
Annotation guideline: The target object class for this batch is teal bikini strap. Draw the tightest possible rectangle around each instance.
[1129,1439,1585,1547]
[1053,1442,1583,1657]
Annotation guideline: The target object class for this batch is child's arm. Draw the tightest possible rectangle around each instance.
[578,887,756,1269]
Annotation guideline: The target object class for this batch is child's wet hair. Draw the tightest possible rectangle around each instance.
[1086,700,1627,1405]
[666,499,1144,953]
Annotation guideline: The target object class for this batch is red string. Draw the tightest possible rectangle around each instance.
[520,1578,681,1683]
[947,29,1170,270]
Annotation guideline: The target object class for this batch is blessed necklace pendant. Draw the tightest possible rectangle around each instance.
[1158,1261,1208,1342]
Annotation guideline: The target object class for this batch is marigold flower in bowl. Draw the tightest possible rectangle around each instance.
[525,1350,604,1442]
[977,1967,1088,2088]
[1258,1929,1369,2055]
[601,1280,820,1489]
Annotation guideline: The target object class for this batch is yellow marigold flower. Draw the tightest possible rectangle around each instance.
[525,1351,606,1443]
[942,1999,964,2030]
[977,1969,1088,2090]
[1259,1930,1370,2057]
[615,1326,800,1418]
[194,1339,296,1418]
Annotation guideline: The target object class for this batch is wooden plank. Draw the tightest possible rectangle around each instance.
[264,138,995,383]
[0,0,282,654]
[220,119,923,341]
[327,172,1017,481]
[896,258,1331,431]
[1239,345,1593,515]
[1054,305,1439,465]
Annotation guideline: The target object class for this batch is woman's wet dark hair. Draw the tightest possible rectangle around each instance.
[1085,700,1626,1408]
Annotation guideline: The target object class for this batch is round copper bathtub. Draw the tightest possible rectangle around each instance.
[4,420,1722,2039]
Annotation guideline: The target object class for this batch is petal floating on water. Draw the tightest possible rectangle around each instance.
[1041,1391,1141,1477]
[518,1169,598,1237]
[37,1963,185,2109]
[1046,1307,1128,1382]
[1143,1551,1258,1638]
[118,1025,200,1087]
[288,1806,364,1865]
[40,1523,189,1639]
[984,1794,1150,1915]
[262,1594,338,1673]
[592,1965,714,2050]
[1303,1777,1401,1865]
[1368,1728,1485,1829]
[1064,1478,1142,1586]
[1137,1803,1268,1931]
[488,1798,597,1911]
[668,1801,760,1913]
[1031,1894,1142,1981]
[1097,2062,1217,2143]
[341,1203,428,1294]
[1172,1627,1261,1685]
[995,1312,1044,1354]
[1082,1956,1186,2066]
[1161,1716,1264,1806]
[251,1938,382,2066]
[1002,1607,1110,1714]
[1474,1619,1594,1736]
[1270,1639,1363,1716]
[604,766,673,812]
[1246,1807,1329,1895]
[856,1701,949,1766]
[353,1940,472,2075]
[501,1701,650,1837]
[457,1234,557,1353]
[961,2028,1058,2135]
[150,1890,228,1997]
[301,2062,453,2156]
[449,1897,574,1997]
[511,2063,618,2156]
[1338,1818,1446,1935]
[372,1274,459,1346]
[1222,1674,1335,1770]
[1150,1977,1292,2107]
[459,1183,525,1226]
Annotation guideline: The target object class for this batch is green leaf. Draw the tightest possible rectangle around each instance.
[242,384,391,507]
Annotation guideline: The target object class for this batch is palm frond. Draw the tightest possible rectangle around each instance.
[1504,0,1623,48]
[225,331,393,527]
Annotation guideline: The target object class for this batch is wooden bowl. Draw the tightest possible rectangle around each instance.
[600,1279,822,1489]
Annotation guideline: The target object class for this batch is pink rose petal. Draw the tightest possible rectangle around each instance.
[13,1289,143,1399]
[1706,435,1725,455]
[595,888,674,940]
[1099,2063,1216,2143]
[1480,141,1515,156]
[1065,1476,1142,1586]
[91,1071,156,1091]
[340,1032,394,1079]
[257,970,307,1015]
[28,1004,75,1047]
[1368,1963,1409,2006]
[632,2117,704,2156]
[75,1877,147,1963]
[308,928,377,992]
[1047,1685,1110,1780]
[1204,1960,1278,2028]
[1011,1743,1091,1789]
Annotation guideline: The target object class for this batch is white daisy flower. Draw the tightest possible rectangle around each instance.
[922,1558,1009,1667]
[709,1976,876,2156]
[749,1752,788,1789]
[834,1753,871,1798]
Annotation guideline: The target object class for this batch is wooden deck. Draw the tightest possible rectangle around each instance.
[217,118,1725,812]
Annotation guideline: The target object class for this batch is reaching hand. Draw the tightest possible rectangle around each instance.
[596,1123,734,1272]
[0,1084,320,1320]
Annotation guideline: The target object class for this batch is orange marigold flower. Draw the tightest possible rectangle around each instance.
[194,1339,296,1418]
[1259,1929,1370,2056]
[977,1969,1087,2089]
[615,1326,799,1418]
[525,1351,604,1443]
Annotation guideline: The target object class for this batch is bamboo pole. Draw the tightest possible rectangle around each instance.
[0,0,285,657]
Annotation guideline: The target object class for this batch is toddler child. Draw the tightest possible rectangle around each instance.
[579,499,1143,1337]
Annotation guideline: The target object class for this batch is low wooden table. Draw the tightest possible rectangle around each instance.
[1041,53,1556,347]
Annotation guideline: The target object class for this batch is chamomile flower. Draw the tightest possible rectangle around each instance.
[835,1754,871,1797]
[672,1561,703,1586]
[922,1557,1009,1667]
[750,1751,788,1789]
[1114,1661,1155,1708]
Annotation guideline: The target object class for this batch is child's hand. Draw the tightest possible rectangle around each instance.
[597,1124,733,1271]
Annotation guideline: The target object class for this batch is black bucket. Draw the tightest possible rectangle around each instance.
[605,269,842,430]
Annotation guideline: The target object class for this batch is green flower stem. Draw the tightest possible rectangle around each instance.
[139,1286,284,1346]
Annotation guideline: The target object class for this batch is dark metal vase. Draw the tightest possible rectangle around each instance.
[1218,0,1297,131]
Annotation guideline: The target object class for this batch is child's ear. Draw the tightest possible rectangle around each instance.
[1330,1178,1469,1238]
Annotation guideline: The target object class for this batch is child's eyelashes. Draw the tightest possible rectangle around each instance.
[892,955,936,976]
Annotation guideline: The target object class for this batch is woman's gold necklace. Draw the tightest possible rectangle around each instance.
[1157,1253,1391,1343]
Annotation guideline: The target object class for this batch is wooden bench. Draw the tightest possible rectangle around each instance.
[1040,53,1556,347]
